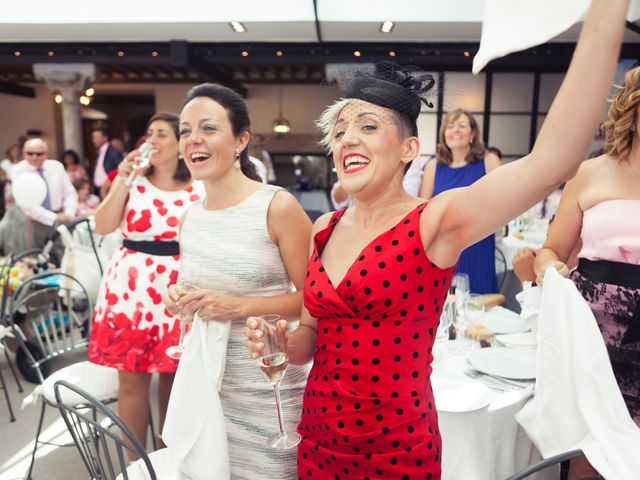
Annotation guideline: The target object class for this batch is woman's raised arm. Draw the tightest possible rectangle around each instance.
[424,0,629,266]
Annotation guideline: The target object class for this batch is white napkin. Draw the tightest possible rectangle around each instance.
[473,0,640,74]
[516,269,640,479]
[162,314,231,480]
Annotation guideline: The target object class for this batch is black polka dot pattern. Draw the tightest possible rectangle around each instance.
[298,203,454,478]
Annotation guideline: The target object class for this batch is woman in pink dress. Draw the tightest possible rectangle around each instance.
[89,111,202,451]
[535,65,640,479]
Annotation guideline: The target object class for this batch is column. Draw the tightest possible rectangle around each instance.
[33,63,96,160]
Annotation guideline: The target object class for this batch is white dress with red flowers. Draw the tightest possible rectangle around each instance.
[88,176,203,373]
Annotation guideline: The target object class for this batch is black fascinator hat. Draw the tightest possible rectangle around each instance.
[345,63,436,121]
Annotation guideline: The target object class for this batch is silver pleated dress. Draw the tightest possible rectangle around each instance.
[180,185,308,479]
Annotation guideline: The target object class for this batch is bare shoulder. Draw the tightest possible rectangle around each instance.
[312,211,334,235]
[269,188,305,217]
[484,152,502,172]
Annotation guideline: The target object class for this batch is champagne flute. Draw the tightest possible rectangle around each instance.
[256,314,301,449]
[165,256,197,360]
[452,273,470,331]
[124,142,153,187]
[464,293,486,327]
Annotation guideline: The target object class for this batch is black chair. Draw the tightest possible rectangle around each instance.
[8,271,119,479]
[54,380,177,480]
[495,245,508,293]
[507,449,585,480]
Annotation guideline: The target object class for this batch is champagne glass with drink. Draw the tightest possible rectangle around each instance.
[165,254,198,360]
[256,314,301,449]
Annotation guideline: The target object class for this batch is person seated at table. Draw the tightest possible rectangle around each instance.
[330,153,427,209]
[419,109,502,294]
[245,3,629,477]
[534,64,640,479]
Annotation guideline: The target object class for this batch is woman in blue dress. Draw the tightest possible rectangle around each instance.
[420,109,502,293]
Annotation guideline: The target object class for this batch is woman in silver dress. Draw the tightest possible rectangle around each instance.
[163,83,311,479]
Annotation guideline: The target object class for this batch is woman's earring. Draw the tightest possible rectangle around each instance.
[234,152,241,168]
[178,154,184,161]
[632,125,636,132]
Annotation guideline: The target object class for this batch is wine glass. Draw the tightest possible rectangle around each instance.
[165,256,198,360]
[256,314,301,450]
[452,273,470,329]
[464,293,486,327]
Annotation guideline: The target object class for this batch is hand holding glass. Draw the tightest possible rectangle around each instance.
[256,314,301,449]
[165,256,198,360]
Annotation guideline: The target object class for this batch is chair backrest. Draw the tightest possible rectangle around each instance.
[495,245,508,292]
[54,380,156,480]
[8,271,92,383]
[507,449,584,480]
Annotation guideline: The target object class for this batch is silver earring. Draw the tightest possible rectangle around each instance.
[632,125,636,132]
[178,154,184,160]
[234,152,241,168]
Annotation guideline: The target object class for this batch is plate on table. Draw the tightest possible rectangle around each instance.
[466,347,537,380]
[495,332,537,348]
[432,377,493,413]
[481,307,529,334]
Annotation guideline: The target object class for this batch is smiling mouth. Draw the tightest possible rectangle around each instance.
[190,153,210,164]
[344,155,370,172]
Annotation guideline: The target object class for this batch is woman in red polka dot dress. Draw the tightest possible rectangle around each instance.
[245,3,628,477]
[89,112,203,450]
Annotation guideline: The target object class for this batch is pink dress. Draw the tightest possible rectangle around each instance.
[88,177,202,373]
[571,199,640,425]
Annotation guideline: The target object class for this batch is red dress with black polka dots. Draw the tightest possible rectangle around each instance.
[298,203,455,480]
[88,177,202,373]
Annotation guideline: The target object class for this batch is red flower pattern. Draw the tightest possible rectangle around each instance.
[88,177,203,373]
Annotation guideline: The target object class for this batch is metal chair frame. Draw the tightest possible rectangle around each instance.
[8,271,100,479]
[507,449,585,480]
[54,380,157,480]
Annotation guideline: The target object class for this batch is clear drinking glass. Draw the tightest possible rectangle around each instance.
[165,256,197,360]
[452,273,470,329]
[256,314,301,450]
[464,293,486,327]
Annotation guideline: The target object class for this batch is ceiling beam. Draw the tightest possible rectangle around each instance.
[0,80,35,97]
[189,56,248,97]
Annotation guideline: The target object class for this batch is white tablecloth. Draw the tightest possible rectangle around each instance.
[497,234,545,271]
[432,341,554,480]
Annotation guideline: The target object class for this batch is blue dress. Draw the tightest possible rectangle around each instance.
[433,159,498,294]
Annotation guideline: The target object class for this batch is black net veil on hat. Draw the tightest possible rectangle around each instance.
[345,63,436,122]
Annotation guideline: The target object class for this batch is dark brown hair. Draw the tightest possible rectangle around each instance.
[181,83,260,182]
[145,112,191,182]
[436,108,485,165]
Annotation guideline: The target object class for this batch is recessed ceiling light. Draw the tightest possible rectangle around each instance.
[463,51,470,57]
[380,21,394,33]
[388,51,396,57]
[117,51,125,57]
[276,51,284,57]
[353,50,361,57]
[230,21,246,33]
[48,51,55,57]
[14,51,21,57]
[241,50,249,57]
[151,51,159,57]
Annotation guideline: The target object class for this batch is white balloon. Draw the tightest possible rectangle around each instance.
[12,172,47,208]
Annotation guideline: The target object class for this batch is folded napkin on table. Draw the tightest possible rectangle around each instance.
[162,314,231,480]
[516,268,640,479]
[473,0,640,74]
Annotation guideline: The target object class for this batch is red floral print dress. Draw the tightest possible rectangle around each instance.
[298,203,456,479]
[88,177,202,373]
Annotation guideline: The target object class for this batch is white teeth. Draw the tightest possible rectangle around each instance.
[190,153,210,161]
[344,156,370,171]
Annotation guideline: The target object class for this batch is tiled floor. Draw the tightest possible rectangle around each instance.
[0,349,160,480]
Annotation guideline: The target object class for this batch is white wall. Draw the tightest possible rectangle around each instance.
[0,84,57,158]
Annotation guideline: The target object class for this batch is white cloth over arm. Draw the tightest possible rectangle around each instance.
[516,268,640,479]
[473,0,640,74]
[162,314,231,480]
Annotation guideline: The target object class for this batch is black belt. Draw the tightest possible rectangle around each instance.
[577,258,640,289]
[577,258,640,345]
[122,239,180,256]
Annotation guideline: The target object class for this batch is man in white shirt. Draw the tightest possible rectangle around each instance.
[8,139,78,257]
[92,128,123,196]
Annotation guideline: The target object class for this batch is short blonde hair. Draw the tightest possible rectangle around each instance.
[316,98,415,152]
[603,66,640,163]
